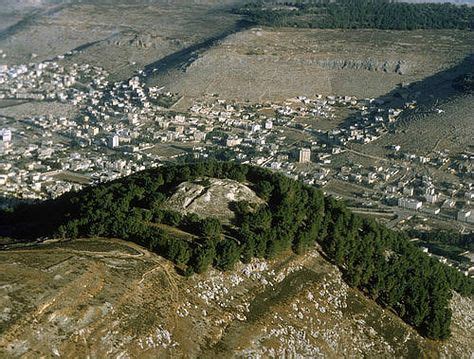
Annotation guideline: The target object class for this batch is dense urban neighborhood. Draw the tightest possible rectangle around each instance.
[1,54,473,276]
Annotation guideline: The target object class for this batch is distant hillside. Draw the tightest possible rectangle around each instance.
[234,0,474,30]
[399,0,473,4]
[1,162,472,340]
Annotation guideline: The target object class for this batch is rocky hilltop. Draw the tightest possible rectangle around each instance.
[164,178,264,221]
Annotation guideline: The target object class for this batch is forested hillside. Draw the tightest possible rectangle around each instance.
[1,162,472,339]
[234,0,474,30]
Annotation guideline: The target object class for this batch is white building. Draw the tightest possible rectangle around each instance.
[226,137,242,147]
[175,114,186,122]
[457,209,474,223]
[128,113,139,125]
[193,131,206,142]
[108,135,120,148]
[299,148,311,163]
[422,206,441,215]
[398,198,422,210]
[425,193,439,204]
[1,128,12,142]
[442,199,456,208]
[88,127,99,136]
[251,124,261,132]
[465,191,474,200]
[403,187,414,196]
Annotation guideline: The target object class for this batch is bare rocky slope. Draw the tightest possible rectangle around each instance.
[0,238,472,358]
[161,28,473,102]
[164,178,264,222]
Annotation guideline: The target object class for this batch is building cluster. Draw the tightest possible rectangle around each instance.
[327,101,405,145]
[0,60,106,102]
[0,54,472,276]
[0,58,472,240]
[0,60,175,200]
[0,128,12,152]
[180,95,407,188]
[390,172,474,225]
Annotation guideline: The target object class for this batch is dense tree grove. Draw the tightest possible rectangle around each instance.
[408,229,474,252]
[453,72,474,94]
[234,0,474,30]
[1,161,473,339]
[407,228,473,264]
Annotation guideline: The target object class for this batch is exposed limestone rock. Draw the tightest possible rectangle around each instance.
[164,178,264,221]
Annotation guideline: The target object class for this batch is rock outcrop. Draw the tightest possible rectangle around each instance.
[164,178,264,221]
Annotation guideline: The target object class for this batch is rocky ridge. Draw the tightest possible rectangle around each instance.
[164,178,264,221]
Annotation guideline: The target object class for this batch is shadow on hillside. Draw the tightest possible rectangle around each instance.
[142,19,253,79]
[0,194,64,241]
[341,53,473,128]
[394,53,471,101]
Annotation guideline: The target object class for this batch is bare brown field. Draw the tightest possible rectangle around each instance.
[0,102,78,120]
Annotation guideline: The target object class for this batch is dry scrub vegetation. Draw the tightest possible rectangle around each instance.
[0,238,472,358]
[163,28,473,101]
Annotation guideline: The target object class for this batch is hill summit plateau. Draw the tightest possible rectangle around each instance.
[164,178,264,221]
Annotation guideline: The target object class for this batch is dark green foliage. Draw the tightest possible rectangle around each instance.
[166,238,191,265]
[255,180,274,201]
[163,210,182,227]
[234,0,474,30]
[215,239,241,270]
[199,218,222,239]
[1,161,472,340]
[192,241,216,274]
[453,72,474,93]
[408,229,474,252]
[240,228,256,263]
[199,178,212,187]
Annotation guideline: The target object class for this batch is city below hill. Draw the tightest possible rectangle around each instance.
[0,1,473,357]
[1,162,473,357]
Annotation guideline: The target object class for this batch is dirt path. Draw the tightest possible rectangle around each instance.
[0,261,106,349]
[346,148,389,163]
